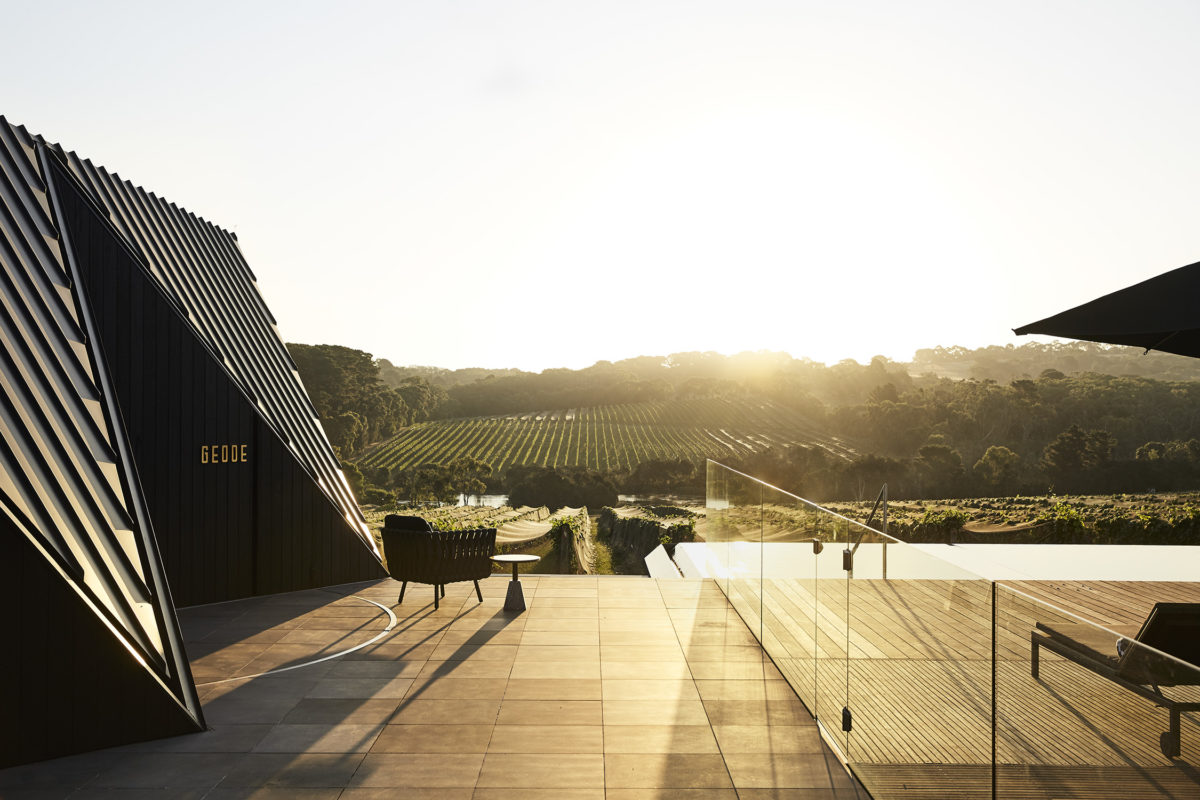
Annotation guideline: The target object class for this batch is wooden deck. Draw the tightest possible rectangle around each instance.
[720,576,1200,799]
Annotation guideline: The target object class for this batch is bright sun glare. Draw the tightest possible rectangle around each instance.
[509,106,978,369]
[8,2,1200,371]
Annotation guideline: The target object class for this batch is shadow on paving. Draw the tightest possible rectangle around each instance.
[0,577,516,796]
[0,575,869,798]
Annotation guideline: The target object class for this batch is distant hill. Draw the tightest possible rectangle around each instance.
[358,395,853,476]
[909,342,1200,383]
[376,361,530,389]
[369,343,1200,424]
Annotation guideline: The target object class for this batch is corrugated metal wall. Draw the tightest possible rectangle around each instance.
[0,514,200,766]
[0,118,203,765]
[52,145,378,563]
[47,147,385,606]
[0,112,391,765]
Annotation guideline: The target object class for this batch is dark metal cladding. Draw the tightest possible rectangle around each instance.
[50,147,376,556]
[0,117,203,765]
[0,112,392,765]
[47,160,385,604]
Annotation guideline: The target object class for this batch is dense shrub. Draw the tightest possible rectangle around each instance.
[506,466,618,511]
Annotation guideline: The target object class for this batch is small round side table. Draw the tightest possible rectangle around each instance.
[490,554,540,613]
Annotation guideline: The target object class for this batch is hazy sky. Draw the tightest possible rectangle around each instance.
[7,1,1200,371]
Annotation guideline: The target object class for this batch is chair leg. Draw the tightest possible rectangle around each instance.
[434,584,439,611]
[398,581,407,606]
[1162,708,1182,758]
[441,584,447,598]
[474,580,483,603]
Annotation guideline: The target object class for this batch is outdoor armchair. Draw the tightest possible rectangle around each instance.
[380,515,496,611]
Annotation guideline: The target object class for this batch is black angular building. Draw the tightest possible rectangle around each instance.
[0,117,386,765]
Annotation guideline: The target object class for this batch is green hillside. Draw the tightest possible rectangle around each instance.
[359,396,852,474]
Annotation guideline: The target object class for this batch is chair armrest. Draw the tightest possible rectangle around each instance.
[1034,621,1125,667]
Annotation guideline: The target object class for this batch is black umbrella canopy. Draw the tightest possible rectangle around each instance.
[1014,260,1200,358]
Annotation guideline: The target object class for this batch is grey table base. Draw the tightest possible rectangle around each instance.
[504,577,526,613]
[492,556,539,613]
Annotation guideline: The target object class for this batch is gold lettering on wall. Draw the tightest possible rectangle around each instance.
[200,444,250,464]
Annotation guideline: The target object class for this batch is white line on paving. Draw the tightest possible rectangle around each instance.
[195,596,398,686]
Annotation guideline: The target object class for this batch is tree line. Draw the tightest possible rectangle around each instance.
[345,455,493,506]
[371,342,1200,421]
[349,458,620,511]
[731,369,1200,500]
[288,344,446,457]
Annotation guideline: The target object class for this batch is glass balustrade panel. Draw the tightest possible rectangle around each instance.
[703,462,762,639]
[811,513,850,758]
[759,484,824,718]
[844,527,993,799]
[702,461,731,596]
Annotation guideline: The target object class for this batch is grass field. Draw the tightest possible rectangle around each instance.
[359,396,852,474]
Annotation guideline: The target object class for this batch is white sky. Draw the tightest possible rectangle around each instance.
[6,1,1200,371]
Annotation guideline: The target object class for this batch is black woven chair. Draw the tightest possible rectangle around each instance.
[380,515,496,611]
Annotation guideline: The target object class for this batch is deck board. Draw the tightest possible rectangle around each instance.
[854,763,1200,800]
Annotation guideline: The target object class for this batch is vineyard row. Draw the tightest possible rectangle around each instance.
[360,397,850,473]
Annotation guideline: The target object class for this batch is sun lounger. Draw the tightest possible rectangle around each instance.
[1031,602,1200,757]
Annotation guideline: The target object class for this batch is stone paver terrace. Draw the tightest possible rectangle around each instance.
[0,575,866,799]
